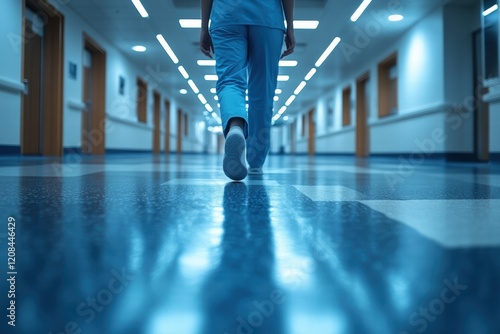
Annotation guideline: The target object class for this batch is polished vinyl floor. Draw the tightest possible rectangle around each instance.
[0,153,499,334]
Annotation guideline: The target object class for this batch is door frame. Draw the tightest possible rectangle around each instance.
[164,100,171,154]
[82,33,106,155]
[22,0,64,156]
[356,72,370,157]
[153,91,161,154]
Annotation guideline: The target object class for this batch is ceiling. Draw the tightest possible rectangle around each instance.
[66,0,480,124]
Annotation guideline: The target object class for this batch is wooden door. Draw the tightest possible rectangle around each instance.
[307,109,316,156]
[164,100,171,153]
[177,108,183,153]
[356,73,370,157]
[153,91,161,153]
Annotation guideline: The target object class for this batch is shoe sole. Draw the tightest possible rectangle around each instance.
[223,131,247,181]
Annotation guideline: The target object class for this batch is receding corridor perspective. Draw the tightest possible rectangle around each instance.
[1,0,500,333]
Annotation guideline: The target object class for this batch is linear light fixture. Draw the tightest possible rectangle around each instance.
[315,37,341,67]
[351,0,372,22]
[274,96,279,102]
[205,75,219,81]
[279,60,298,67]
[214,95,219,101]
[205,104,214,112]
[285,95,296,106]
[484,4,498,16]
[131,0,149,18]
[210,88,217,94]
[305,68,317,81]
[278,75,290,82]
[187,79,199,94]
[182,19,318,30]
[178,66,189,79]
[292,20,319,29]
[198,60,216,66]
[179,19,202,28]
[278,106,287,115]
[294,81,307,95]
[198,94,207,105]
[156,34,179,64]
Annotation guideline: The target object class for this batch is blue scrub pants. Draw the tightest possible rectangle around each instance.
[210,25,283,169]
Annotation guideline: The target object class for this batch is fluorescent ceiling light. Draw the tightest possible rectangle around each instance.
[198,94,207,104]
[245,96,249,101]
[131,0,149,18]
[293,20,319,29]
[388,14,404,21]
[351,0,372,22]
[178,66,189,79]
[315,37,341,67]
[294,81,307,95]
[305,68,317,81]
[279,60,298,67]
[198,60,216,66]
[179,19,201,28]
[180,89,188,95]
[132,45,146,52]
[285,95,296,106]
[275,89,282,95]
[156,34,179,64]
[214,95,219,101]
[246,104,249,109]
[283,116,289,121]
[274,96,279,102]
[205,104,214,112]
[187,79,199,94]
[278,75,290,82]
[278,106,287,115]
[210,88,217,94]
[484,4,498,16]
[205,75,218,81]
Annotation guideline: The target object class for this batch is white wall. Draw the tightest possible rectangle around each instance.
[0,0,23,146]
[0,0,205,153]
[283,4,482,156]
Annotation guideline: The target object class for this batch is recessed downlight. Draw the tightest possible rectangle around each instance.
[132,45,146,52]
[180,89,188,95]
[388,14,404,22]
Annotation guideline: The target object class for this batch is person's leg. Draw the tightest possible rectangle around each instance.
[211,25,249,180]
[210,25,249,138]
[246,26,283,170]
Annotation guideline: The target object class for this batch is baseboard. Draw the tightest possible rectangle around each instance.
[63,147,82,155]
[106,149,153,154]
[0,145,21,155]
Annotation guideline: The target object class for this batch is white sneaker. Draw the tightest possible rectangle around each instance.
[223,127,247,181]
[248,167,263,175]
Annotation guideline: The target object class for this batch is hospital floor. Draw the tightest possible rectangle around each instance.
[0,153,499,334]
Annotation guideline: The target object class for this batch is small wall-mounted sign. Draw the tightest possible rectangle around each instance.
[69,62,77,80]
[119,76,125,95]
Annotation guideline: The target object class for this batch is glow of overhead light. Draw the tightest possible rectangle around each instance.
[285,95,296,106]
[156,34,179,64]
[484,4,498,16]
[315,37,341,67]
[292,20,320,29]
[217,103,220,108]
[245,96,249,101]
[198,60,216,66]
[214,95,219,101]
[132,45,146,52]
[294,81,307,95]
[210,88,217,94]
[274,96,279,102]
[131,0,149,18]
[305,68,317,81]
[278,106,287,114]
[179,19,201,28]
[178,66,189,79]
[388,14,404,21]
[187,79,199,94]
[205,104,213,112]
[278,75,290,81]
[179,89,188,95]
[283,116,289,121]
[198,94,207,104]
[279,60,298,67]
[275,89,282,95]
[205,75,219,81]
[350,0,372,22]
[246,104,249,109]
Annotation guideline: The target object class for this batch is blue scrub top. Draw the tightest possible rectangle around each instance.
[210,0,285,32]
